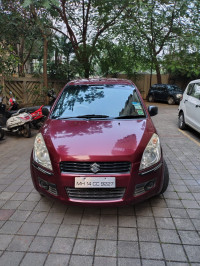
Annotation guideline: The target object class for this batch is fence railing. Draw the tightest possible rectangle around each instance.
[0,77,66,106]
[0,74,171,106]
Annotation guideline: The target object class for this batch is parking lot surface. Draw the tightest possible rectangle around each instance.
[0,103,200,266]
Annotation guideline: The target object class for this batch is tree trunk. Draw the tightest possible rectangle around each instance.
[82,55,90,78]
[84,66,90,78]
[153,57,162,84]
[43,36,48,104]
[18,38,25,77]
[19,63,25,77]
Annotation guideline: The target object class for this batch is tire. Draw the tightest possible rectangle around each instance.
[159,160,169,194]
[23,123,31,138]
[0,128,4,140]
[178,112,186,130]
[167,97,175,105]
[148,95,154,102]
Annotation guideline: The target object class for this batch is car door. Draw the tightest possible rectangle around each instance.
[184,83,200,132]
[155,85,164,101]
[159,85,169,102]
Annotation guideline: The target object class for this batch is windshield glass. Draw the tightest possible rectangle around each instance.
[51,84,146,119]
[168,85,182,91]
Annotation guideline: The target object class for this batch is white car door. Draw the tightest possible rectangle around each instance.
[185,83,200,132]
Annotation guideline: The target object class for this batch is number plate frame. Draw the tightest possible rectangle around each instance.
[75,177,116,188]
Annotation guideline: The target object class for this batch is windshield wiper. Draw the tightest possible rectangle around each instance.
[74,114,110,119]
[51,115,60,119]
[114,115,145,119]
[53,114,110,120]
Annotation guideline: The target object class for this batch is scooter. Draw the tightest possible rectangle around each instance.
[0,101,32,138]
[19,105,45,129]
[30,89,56,128]
[24,89,56,129]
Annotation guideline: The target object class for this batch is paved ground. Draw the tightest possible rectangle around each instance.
[0,103,200,266]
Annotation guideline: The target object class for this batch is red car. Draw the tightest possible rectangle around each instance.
[30,78,169,206]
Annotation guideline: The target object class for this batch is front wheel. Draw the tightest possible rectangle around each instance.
[159,160,169,195]
[178,112,186,130]
[23,123,31,138]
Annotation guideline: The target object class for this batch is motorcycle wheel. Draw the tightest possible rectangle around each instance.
[0,128,4,140]
[23,123,31,138]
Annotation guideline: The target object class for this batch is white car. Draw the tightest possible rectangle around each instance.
[178,79,200,133]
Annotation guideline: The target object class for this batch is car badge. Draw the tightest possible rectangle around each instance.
[90,163,100,174]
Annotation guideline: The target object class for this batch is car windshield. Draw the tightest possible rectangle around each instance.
[51,84,146,119]
[168,85,182,91]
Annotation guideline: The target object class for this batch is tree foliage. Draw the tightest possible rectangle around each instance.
[26,0,132,78]
[119,0,194,83]
[0,0,200,82]
[0,0,40,76]
[162,0,200,83]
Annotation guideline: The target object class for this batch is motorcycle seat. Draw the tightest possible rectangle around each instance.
[6,110,18,118]
[23,106,41,113]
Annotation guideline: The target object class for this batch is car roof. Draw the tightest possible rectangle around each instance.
[188,79,200,84]
[67,78,134,86]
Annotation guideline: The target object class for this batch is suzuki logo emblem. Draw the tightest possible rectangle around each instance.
[90,163,100,174]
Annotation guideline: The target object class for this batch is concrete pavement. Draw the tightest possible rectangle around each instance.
[0,103,200,266]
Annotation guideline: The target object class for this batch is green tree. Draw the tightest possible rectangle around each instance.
[121,0,191,83]
[162,0,200,83]
[24,0,132,78]
[0,0,40,76]
[95,40,149,77]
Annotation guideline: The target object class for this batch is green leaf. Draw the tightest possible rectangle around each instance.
[23,0,32,8]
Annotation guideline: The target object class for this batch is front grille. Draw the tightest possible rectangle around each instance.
[66,187,125,201]
[60,161,131,174]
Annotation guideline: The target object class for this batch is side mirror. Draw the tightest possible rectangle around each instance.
[148,106,158,116]
[42,106,51,116]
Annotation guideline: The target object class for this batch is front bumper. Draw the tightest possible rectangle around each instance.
[30,155,164,206]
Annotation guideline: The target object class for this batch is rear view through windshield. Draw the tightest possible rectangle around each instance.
[51,84,145,119]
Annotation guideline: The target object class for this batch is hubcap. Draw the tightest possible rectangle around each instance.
[179,115,183,126]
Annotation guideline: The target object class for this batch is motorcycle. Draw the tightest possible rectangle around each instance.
[0,101,32,138]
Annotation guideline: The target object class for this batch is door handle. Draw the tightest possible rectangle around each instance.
[195,105,200,108]
[184,99,188,103]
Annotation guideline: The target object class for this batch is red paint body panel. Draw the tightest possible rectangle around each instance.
[30,78,164,206]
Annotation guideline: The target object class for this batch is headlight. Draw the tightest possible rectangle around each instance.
[33,133,52,170]
[176,94,182,98]
[139,133,161,171]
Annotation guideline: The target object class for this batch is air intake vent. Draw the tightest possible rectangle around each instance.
[60,161,131,174]
[66,187,125,201]
[38,178,58,196]
[134,179,156,196]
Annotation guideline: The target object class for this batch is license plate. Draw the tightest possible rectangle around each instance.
[75,177,116,188]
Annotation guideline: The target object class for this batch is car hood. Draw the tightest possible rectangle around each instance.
[41,118,156,163]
